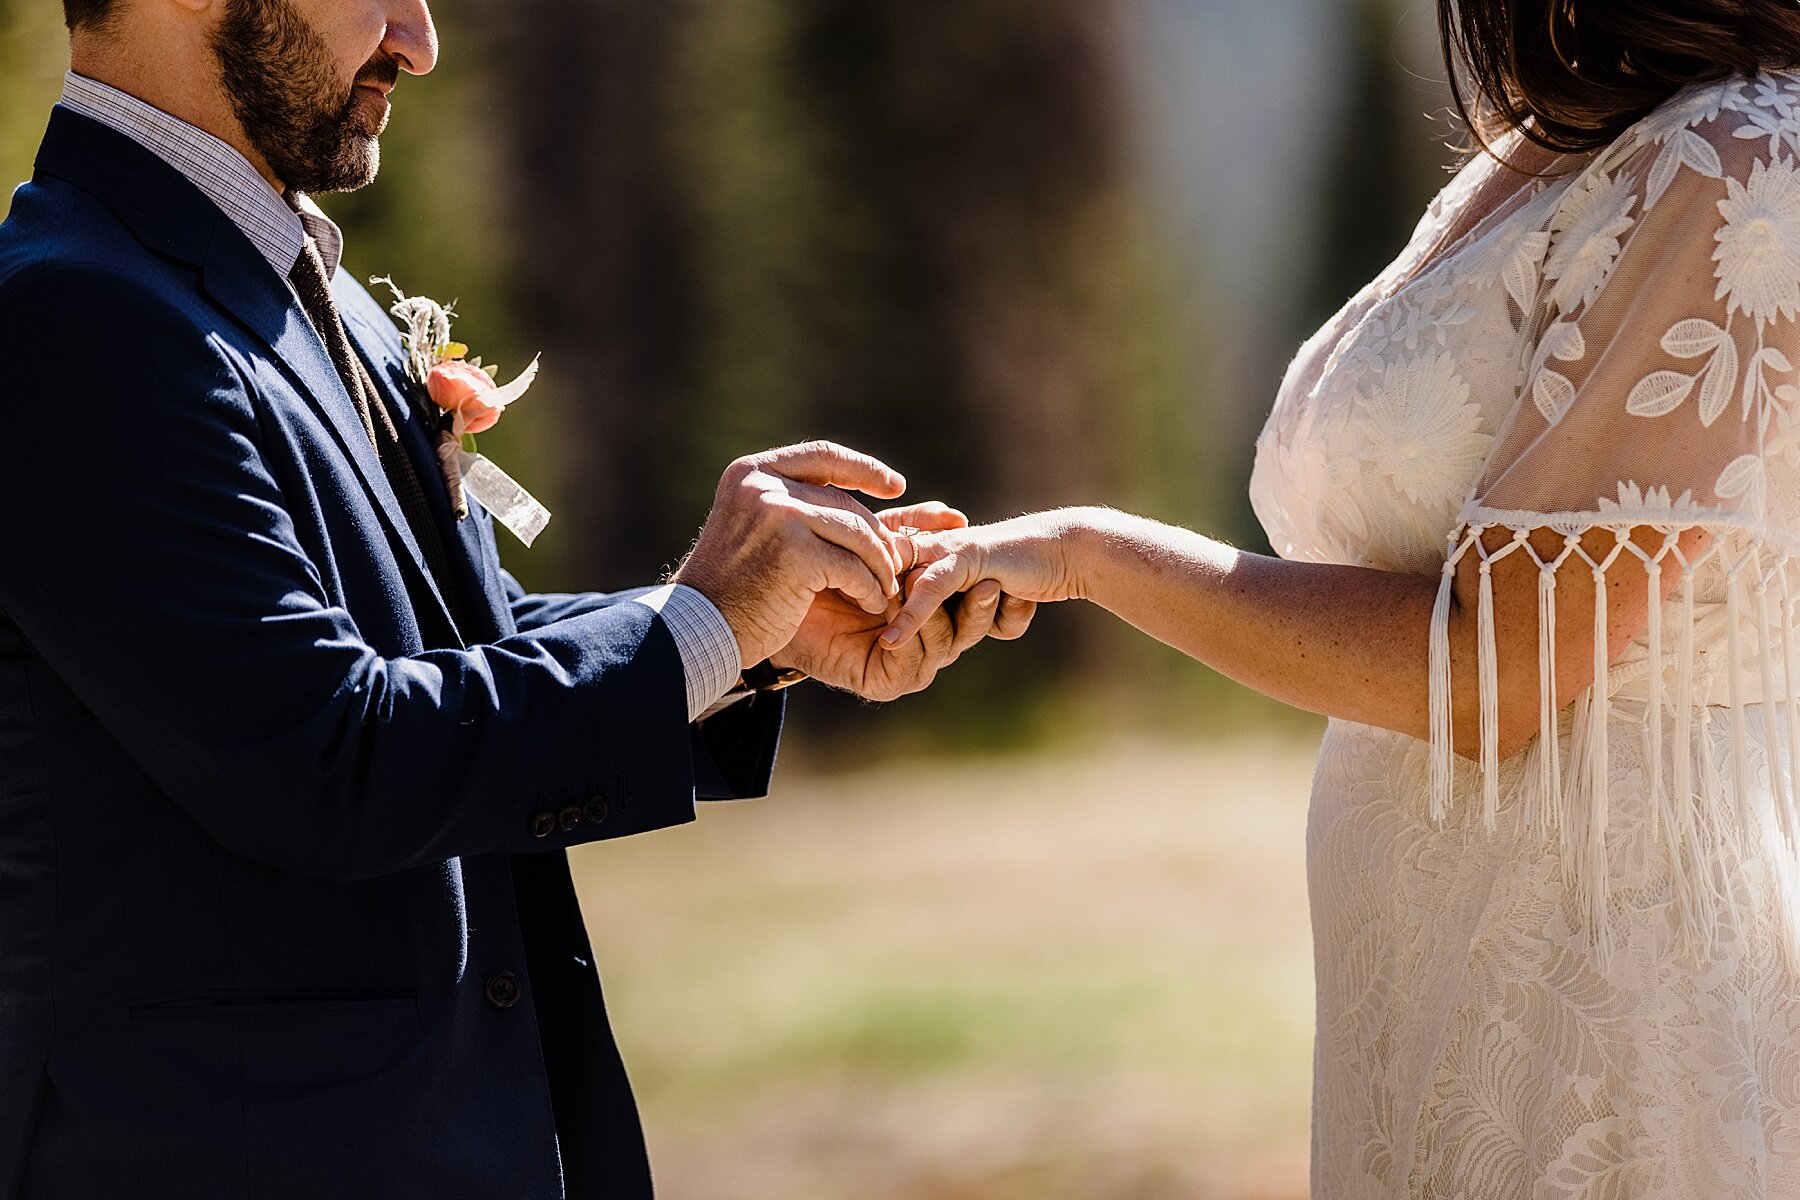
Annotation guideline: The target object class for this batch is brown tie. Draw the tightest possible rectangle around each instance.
[287,231,469,631]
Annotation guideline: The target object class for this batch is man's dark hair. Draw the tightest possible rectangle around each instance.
[63,0,119,31]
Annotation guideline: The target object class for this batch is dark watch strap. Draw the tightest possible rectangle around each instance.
[698,660,809,721]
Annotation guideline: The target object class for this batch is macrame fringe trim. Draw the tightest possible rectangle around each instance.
[1430,518,1800,967]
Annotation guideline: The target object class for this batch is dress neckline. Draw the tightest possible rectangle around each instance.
[1379,131,1579,304]
[1408,141,1568,280]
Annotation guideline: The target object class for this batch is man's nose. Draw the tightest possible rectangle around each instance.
[383,0,438,76]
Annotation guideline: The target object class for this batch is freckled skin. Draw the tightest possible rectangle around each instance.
[894,507,1705,761]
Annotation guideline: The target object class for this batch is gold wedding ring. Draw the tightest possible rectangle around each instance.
[896,525,921,574]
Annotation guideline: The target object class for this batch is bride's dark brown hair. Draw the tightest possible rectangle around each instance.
[1439,0,1800,153]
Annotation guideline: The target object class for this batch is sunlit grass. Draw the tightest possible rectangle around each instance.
[573,734,1321,1200]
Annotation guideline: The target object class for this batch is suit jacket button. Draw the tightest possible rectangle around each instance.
[484,971,521,1009]
[557,804,583,832]
[530,811,557,838]
[583,797,609,824]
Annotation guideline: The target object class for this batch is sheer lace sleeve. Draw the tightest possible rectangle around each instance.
[1430,96,1800,957]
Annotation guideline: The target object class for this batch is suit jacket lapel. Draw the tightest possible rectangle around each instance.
[336,285,512,637]
[197,225,462,642]
[35,109,463,640]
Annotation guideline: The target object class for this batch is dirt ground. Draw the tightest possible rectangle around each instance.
[572,736,1320,1200]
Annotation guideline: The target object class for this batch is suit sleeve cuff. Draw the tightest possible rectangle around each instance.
[630,584,740,721]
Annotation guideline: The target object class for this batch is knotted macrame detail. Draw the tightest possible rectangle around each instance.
[1431,518,1800,962]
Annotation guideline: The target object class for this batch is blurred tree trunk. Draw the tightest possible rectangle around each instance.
[489,0,697,589]
[1306,0,1455,326]
[490,0,1189,739]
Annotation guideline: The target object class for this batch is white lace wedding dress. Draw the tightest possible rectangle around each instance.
[1249,75,1800,1198]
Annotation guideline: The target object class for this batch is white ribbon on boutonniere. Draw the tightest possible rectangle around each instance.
[371,276,552,546]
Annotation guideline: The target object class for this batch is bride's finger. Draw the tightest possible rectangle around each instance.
[881,555,974,648]
[876,501,969,533]
[904,530,960,570]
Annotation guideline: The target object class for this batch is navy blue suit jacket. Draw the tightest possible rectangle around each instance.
[0,109,783,1199]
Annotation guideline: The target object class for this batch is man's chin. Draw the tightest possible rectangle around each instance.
[333,141,381,192]
[286,141,381,195]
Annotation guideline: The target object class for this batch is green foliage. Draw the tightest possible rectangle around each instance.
[0,2,68,197]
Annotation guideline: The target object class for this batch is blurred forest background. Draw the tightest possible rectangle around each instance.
[0,0,1454,758]
[1,0,1456,1195]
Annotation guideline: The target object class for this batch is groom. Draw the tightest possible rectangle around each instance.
[0,0,1024,1196]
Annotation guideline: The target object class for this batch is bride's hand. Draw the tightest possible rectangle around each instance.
[877,500,1037,653]
[880,511,1075,650]
[767,500,1029,701]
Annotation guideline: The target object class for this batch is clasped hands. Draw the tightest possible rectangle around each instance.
[670,441,1043,702]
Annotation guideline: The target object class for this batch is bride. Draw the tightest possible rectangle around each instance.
[883,1,1800,1195]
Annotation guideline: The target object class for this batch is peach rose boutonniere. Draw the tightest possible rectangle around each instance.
[372,276,551,546]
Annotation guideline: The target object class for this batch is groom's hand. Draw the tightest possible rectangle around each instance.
[767,503,1011,701]
[672,441,907,668]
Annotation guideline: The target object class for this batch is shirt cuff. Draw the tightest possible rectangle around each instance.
[630,584,741,722]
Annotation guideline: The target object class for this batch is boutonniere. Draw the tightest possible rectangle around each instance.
[371,276,552,547]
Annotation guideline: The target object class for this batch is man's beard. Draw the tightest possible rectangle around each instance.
[209,0,399,195]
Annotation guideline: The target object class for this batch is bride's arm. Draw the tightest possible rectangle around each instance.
[883,507,1703,759]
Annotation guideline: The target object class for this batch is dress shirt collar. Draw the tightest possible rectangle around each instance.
[57,72,344,280]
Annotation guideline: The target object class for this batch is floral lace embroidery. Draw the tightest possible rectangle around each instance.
[1250,72,1800,1200]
